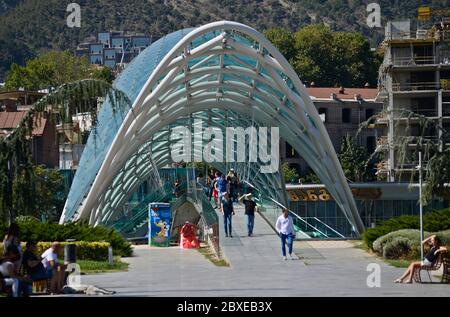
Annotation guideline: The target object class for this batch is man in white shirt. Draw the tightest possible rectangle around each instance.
[41,242,66,294]
[275,208,296,260]
[41,243,59,269]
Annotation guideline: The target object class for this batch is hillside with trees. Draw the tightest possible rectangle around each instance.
[1,0,450,81]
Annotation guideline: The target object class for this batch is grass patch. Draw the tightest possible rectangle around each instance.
[78,257,129,274]
[351,240,371,252]
[198,246,229,267]
[384,259,414,268]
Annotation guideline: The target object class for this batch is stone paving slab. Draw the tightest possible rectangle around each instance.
[77,202,449,296]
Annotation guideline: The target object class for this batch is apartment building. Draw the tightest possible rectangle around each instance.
[280,86,383,176]
[76,31,154,70]
[377,19,450,181]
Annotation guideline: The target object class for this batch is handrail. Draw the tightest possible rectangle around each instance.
[311,217,346,238]
[392,55,436,66]
[241,180,332,238]
[113,183,175,233]
[185,182,220,257]
[392,82,440,91]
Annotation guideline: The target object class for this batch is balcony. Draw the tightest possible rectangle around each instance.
[391,56,436,66]
[392,81,440,92]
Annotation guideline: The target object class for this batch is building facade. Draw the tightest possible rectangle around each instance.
[280,87,383,176]
[377,19,450,181]
[0,91,59,168]
[76,31,154,70]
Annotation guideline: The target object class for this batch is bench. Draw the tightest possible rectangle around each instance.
[1,278,12,296]
[32,278,50,294]
[414,251,449,283]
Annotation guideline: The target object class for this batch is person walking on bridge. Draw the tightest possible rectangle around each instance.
[275,208,296,260]
[221,192,235,238]
[239,193,257,237]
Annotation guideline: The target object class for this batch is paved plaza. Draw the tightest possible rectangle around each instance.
[79,204,449,296]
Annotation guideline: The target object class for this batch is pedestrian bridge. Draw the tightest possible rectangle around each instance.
[60,21,364,237]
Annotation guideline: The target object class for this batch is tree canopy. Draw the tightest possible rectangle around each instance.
[339,135,372,182]
[281,162,299,183]
[265,24,381,87]
[4,50,113,90]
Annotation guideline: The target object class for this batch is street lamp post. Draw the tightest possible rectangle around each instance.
[418,151,424,263]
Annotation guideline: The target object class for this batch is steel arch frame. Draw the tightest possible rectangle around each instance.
[60,21,364,235]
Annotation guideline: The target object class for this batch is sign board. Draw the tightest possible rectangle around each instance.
[148,202,171,247]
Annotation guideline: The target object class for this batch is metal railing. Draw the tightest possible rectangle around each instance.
[392,82,440,91]
[241,180,345,239]
[111,182,174,236]
[392,56,436,66]
[186,183,220,257]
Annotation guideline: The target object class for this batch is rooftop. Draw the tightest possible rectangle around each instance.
[0,90,46,101]
[306,87,379,101]
[0,111,47,137]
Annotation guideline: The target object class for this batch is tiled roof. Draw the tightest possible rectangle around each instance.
[0,111,26,129]
[0,111,47,136]
[307,87,379,100]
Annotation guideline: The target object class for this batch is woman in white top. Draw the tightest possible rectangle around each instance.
[275,208,296,260]
[0,245,26,297]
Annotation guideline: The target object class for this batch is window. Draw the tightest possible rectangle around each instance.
[285,143,298,158]
[365,108,374,121]
[366,136,376,153]
[318,108,327,122]
[342,108,351,123]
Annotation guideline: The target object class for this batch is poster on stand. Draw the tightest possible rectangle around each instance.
[149,203,171,247]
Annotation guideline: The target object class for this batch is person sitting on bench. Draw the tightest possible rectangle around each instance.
[395,235,448,284]
[41,242,66,294]
[0,245,28,297]
[22,241,53,282]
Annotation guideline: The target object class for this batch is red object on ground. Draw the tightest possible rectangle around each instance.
[180,222,200,249]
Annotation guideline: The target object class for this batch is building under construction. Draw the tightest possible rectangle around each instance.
[376,10,450,181]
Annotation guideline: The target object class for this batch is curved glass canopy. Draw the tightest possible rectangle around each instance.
[60,21,365,235]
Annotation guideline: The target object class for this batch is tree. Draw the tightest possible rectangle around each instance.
[359,109,450,204]
[0,79,131,223]
[281,162,299,183]
[291,24,334,86]
[34,166,65,221]
[5,51,93,90]
[267,24,381,87]
[294,24,380,87]
[339,135,370,182]
[91,66,114,84]
[301,172,321,184]
[264,28,295,62]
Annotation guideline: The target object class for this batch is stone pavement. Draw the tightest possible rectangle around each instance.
[79,203,449,296]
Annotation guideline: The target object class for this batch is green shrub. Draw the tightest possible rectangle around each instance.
[424,208,450,232]
[362,208,450,249]
[37,241,110,261]
[0,241,111,261]
[372,229,450,260]
[372,229,424,255]
[1,220,132,257]
[437,229,450,246]
[362,226,392,250]
[383,237,415,259]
